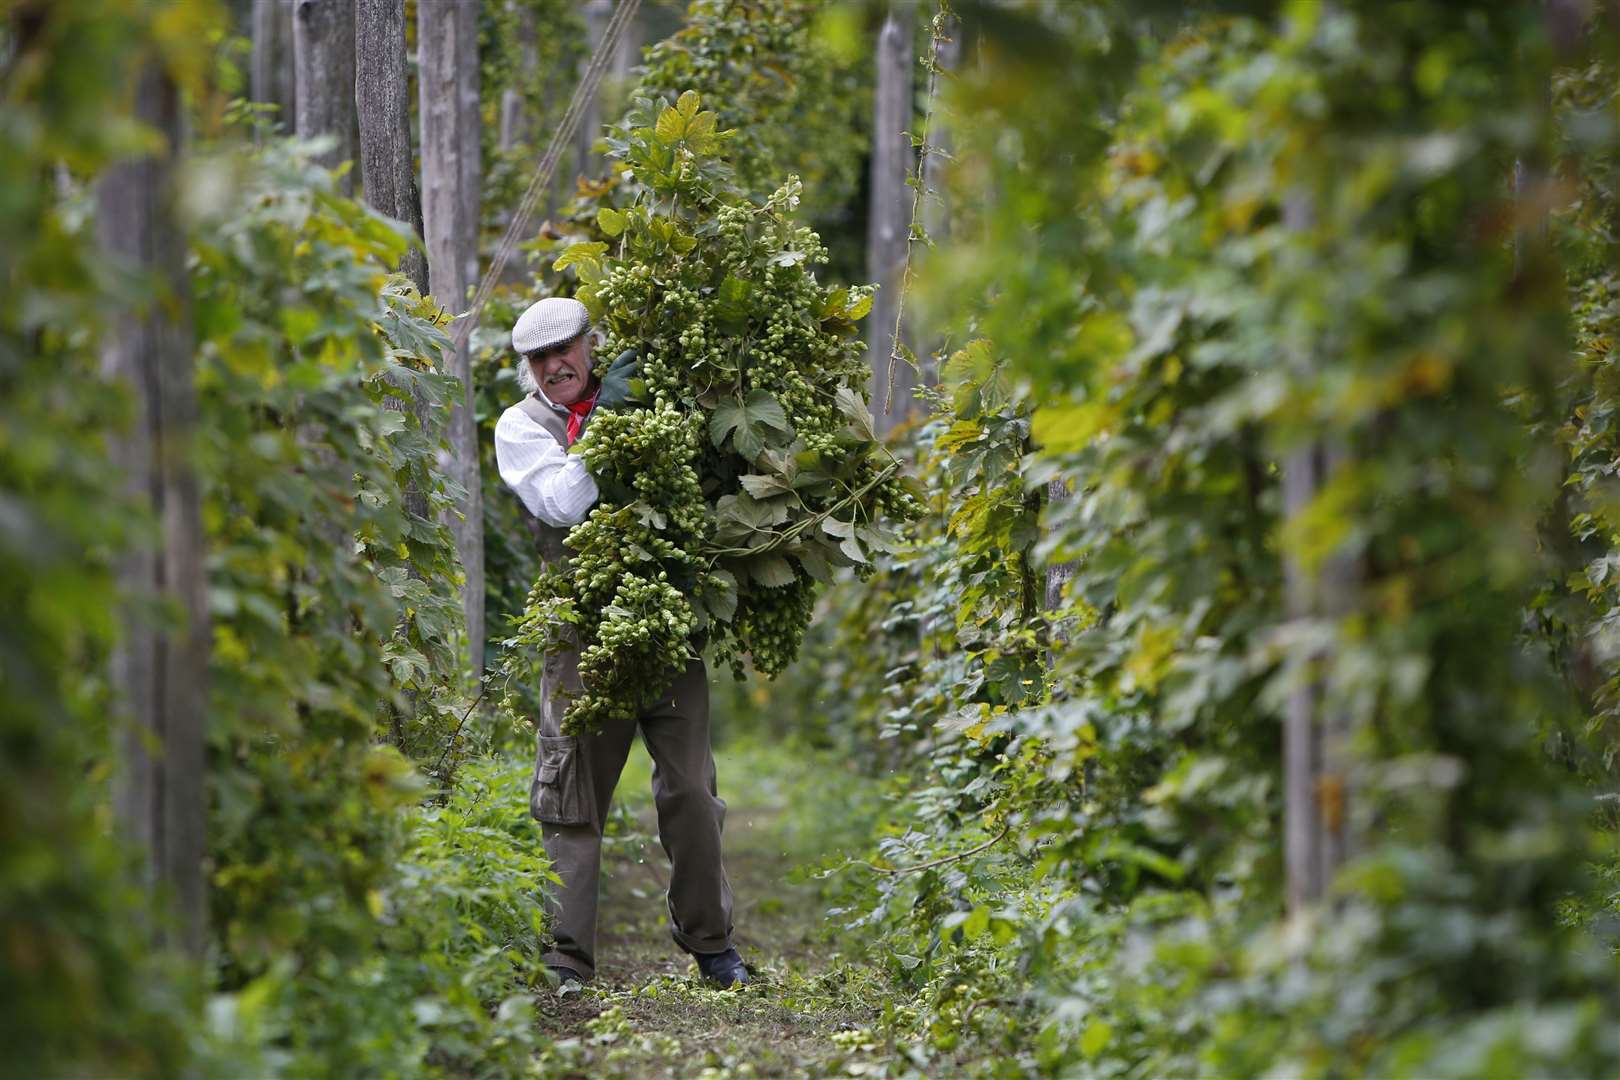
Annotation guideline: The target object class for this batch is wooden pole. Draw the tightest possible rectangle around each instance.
[917,9,957,386]
[457,0,483,292]
[575,0,612,182]
[355,0,428,292]
[868,1,916,436]
[1279,188,1356,915]
[293,0,357,193]
[98,61,210,959]
[252,0,297,134]
[498,0,538,154]
[419,0,486,674]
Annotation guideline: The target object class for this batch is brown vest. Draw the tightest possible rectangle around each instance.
[515,393,592,568]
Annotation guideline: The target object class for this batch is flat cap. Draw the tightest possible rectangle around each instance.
[511,296,590,354]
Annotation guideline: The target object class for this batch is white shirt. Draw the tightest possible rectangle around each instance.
[493,390,600,527]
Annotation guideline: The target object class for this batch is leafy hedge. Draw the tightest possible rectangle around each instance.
[746,3,1620,1076]
[5,4,560,1065]
[1,2,217,1073]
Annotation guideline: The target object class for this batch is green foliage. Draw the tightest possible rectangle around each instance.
[478,0,588,229]
[186,133,537,1072]
[749,3,1620,1076]
[501,91,916,731]
[0,1,225,1073]
[525,0,873,287]
[202,755,553,1078]
[524,405,708,732]
[633,0,870,267]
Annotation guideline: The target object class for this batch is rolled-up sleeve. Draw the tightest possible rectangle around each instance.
[493,405,599,527]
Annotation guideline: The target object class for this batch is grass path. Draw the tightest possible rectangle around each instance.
[529,740,891,1078]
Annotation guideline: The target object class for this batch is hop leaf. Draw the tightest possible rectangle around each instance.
[709,389,793,462]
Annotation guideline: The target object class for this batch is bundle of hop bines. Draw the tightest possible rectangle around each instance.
[507,91,919,734]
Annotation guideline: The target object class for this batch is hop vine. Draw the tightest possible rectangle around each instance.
[510,90,919,733]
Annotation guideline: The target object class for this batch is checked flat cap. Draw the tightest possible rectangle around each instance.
[511,296,590,354]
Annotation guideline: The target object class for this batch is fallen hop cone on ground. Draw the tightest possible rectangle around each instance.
[510,91,920,734]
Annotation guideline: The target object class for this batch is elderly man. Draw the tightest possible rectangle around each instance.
[492,296,747,995]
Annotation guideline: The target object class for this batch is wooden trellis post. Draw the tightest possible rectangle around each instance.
[293,0,357,193]
[576,0,613,181]
[868,0,917,437]
[499,0,540,154]
[356,0,427,294]
[1280,190,1356,916]
[252,0,296,134]
[420,0,486,673]
[99,61,210,959]
[1282,443,1353,912]
[917,7,958,386]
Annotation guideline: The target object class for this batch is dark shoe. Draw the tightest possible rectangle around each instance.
[548,965,585,998]
[695,947,749,988]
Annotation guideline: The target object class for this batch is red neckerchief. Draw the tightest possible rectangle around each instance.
[565,389,598,445]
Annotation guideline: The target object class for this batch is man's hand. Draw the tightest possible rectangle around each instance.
[595,348,642,409]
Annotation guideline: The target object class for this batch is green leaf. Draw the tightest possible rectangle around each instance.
[758,445,800,483]
[597,207,627,236]
[655,104,685,144]
[792,542,834,584]
[1032,401,1116,453]
[709,389,792,462]
[821,517,856,539]
[835,387,876,443]
[552,241,608,276]
[856,524,900,554]
[819,287,850,320]
[714,275,754,333]
[714,492,788,544]
[685,111,720,152]
[697,570,738,624]
[744,554,796,588]
[677,89,701,121]
[739,473,793,499]
[1080,1020,1113,1059]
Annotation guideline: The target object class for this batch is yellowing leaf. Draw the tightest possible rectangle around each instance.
[1081,1020,1113,1059]
[655,104,686,144]
[553,241,608,276]
[1032,401,1117,453]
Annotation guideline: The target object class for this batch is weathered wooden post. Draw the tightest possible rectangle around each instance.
[868,1,917,437]
[99,61,210,958]
[419,0,486,673]
[293,0,357,192]
[252,0,296,134]
[355,0,427,293]
[575,0,613,181]
[917,7,958,386]
[499,0,539,154]
[1281,193,1354,914]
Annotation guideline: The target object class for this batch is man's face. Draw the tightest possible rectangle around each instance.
[529,334,594,405]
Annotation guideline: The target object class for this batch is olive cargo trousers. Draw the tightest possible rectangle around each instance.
[529,647,734,980]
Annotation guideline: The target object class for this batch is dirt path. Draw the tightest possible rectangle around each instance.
[530,742,888,1078]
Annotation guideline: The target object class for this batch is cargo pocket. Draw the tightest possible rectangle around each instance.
[530,734,593,827]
